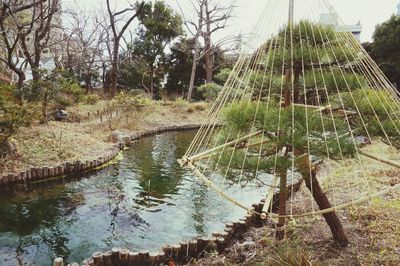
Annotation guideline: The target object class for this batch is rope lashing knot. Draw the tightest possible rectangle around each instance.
[178,156,189,167]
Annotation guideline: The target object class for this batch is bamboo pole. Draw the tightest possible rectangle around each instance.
[193,137,270,162]
[187,161,260,215]
[268,182,400,218]
[359,150,400,169]
[184,130,263,163]
[260,176,280,219]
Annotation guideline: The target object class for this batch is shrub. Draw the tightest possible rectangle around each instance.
[214,68,232,85]
[84,94,101,105]
[197,83,223,102]
[173,96,189,107]
[0,83,40,154]
[60,80,85,102]
[54,95,73,107]
[194,102,207,111]
[105,92,150,130]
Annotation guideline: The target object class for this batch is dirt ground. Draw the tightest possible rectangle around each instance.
[0,100,209,176]
[191,142,400,265]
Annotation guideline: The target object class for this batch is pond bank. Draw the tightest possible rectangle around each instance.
[0,100,209,187]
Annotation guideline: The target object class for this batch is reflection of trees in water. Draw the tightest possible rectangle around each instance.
[125,131,195,201]
[0,188,84,264]
[191,183,208,235]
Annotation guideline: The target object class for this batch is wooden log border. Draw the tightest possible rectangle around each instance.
[0,123,302,265]
[55,180,303,266]
[0,124,203,189]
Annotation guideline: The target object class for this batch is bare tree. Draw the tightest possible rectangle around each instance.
[64,11,107,91]
[18,0,61,84]
[178,0,236,101]
[105,0,144,98]
[202,0,235,83]
[0,0,47,90]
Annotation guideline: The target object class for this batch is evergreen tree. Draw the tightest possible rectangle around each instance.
[371,15,400,89]
[207,21,400,246]
[132,1,183,98]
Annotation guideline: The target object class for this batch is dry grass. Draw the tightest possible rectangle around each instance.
[0,100,209,175]
[193,139,400,265]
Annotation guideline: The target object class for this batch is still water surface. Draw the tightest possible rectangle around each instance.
[0,130,266,265]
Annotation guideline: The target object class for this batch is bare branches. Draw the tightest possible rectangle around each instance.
[183,0,237,100]
[103,0,144,97]
[62,9,108,90]
[17,0,61,83]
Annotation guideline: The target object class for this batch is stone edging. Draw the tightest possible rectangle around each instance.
[0,124,202,189]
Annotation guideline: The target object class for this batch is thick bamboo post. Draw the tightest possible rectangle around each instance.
[128,251,139,265]
[138,250,149,264]
[216,237,227,253]
[102,251,112,266]
[196,237,210,253]
[120,249,129,266]
[111,247,120,265]
[92,252,103,266]
[53,257,63,266]
[261,176,280,219]
[43,167,49,178]
[188,239,198,257]
[179,241,188,258]
[149,252,159,264]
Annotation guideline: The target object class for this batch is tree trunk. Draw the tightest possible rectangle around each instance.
[293,69,300,103]
[32,67,40,84]
[16,72,25,90]
[276,171,287,241]
[41,92,49,124]
[304,171,348,247]
[150,67,154,98]
[109,44,119,98]
[187,51,198,102]
[187,2,203,102]
[204,37,213,83]
[283,69,292,107]
[204,1,213,83]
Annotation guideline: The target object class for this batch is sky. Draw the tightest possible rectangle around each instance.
[65,0,400,43]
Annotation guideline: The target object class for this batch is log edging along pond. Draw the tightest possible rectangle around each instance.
[0,124,203,189]
[54,181,303,266]
[0,124,304,266]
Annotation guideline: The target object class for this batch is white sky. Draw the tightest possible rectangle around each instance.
[65,0,400,43]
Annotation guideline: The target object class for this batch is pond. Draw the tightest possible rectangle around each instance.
[0,130,267,265]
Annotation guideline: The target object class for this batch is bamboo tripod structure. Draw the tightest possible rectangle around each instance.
[179,0,400,245]
[180,128,400,219]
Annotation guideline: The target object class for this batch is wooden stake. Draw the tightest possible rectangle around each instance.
[276,171,287,241]
[53,258,63,266]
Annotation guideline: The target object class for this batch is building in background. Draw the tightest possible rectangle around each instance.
[320,13,363,41]
[397,1,400,15]
[1,0,63,83]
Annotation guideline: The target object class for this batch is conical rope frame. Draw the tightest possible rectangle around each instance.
[179,0,400,223]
